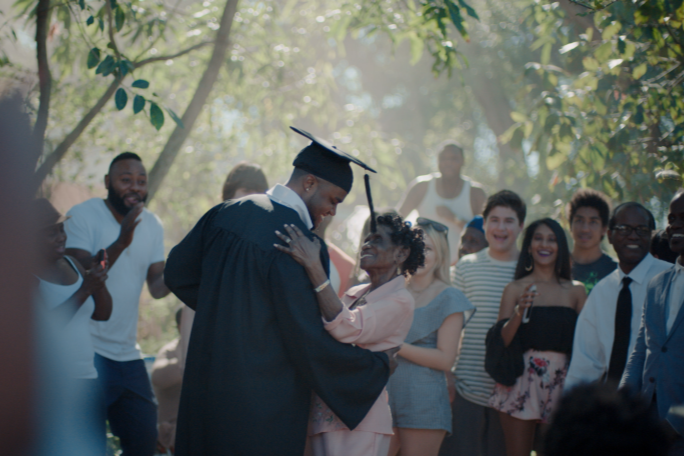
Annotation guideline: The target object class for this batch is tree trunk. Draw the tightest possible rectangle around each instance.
[33,0,52,168]
[146,0,239,202]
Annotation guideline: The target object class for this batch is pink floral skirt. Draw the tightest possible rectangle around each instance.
[488,349,568,423]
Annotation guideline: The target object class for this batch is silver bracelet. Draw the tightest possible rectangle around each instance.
[314,279,330,293]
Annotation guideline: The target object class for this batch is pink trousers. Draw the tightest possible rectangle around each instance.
[307,430,391,456]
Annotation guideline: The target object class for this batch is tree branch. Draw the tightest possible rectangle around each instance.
[146,0,239,201]
[32,76,122,190]
[105,0,122,61]
[134,40,214,68]
[33,0,52,169]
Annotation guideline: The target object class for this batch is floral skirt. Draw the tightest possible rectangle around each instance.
[488,349,568,423]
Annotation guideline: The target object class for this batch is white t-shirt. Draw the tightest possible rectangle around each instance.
[65,198,165,362]
[36,256,98,379]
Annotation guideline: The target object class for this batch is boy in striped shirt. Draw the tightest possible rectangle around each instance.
[440,190,526,456]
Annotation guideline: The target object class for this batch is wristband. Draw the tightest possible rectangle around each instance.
[314,279,330,293]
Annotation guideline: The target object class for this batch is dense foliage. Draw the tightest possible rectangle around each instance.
[2,0,681,355]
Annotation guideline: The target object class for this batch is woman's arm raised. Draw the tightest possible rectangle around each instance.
[498,282,536,347]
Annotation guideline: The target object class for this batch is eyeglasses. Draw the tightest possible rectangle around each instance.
[612,224,651,238]
[416,217,449,234]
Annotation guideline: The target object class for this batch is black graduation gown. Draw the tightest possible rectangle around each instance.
[164,194,390,456]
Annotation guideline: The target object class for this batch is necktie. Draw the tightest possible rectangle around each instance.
[607,276,633,383]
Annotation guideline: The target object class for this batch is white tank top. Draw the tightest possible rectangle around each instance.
[416,174,474,264]
[36,257,97,379]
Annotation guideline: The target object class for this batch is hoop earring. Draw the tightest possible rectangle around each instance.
[525,256,534,272]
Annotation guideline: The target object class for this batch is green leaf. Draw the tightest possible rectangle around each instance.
[86,15,94,26]
[544,113,559,133]
[131,79,149,89]
[115,5,125,31]
[446,1,469,41]
[98,17,105,32]
[166,108,185,128]
[150,102,164,130]
[595,42,613,62]
[602,21,621,40]
[115,88,127,110]
[511,112,527,122]
[633,105,644,124]
[632,62,647,79]
[109,0,117,9]
[78,0,85,10]
[559,42,580,54]
[617,38,626,54]
[133,95,145,114]
[457,0,479,20]
[87,47,100,69]
[118,60,129,77]
[95,55,115,75]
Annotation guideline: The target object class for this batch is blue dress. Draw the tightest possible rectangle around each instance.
[387,287,474,432]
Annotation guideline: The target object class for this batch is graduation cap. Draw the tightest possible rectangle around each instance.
[290,126,378,232]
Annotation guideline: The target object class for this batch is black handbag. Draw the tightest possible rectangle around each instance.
[484,319,524,387]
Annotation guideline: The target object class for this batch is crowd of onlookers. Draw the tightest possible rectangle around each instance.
[31,138,684,456]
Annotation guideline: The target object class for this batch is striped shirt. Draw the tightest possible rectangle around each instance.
[451,248,517,407]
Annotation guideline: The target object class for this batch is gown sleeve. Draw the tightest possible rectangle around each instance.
[268,251,390,430]
[485,319,525,387]
[164,205,220,310]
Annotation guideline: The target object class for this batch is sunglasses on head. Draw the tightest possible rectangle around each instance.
[416,217,449,234]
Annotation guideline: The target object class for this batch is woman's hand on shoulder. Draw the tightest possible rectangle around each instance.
[274,224,321,268]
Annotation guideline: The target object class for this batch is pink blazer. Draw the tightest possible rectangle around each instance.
[308,275,415,435]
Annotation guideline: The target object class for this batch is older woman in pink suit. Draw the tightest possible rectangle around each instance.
[276,213,426,456]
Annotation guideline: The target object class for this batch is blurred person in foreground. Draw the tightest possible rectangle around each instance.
[65,152,170,456]
[485,218,586,456]
[458,215,488,259]
[621,190,684,455]
[566,189,617,294]
[221,161,269,201]
[151,308,184,455]
[276,213,424,456]
[652,229,680,264]
[565,203,669,390]
[397,141,486,265]
[33,198,113,454]
[387,218,474,456]
[164,127,397,456]
[545,383,671,456]
[440,190,527,456]
[0,91,34,456]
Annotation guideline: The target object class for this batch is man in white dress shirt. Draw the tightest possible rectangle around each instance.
[565,202,671,390]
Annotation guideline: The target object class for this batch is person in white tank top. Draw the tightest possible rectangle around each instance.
[397,142,487,264]
[32,198,112,454]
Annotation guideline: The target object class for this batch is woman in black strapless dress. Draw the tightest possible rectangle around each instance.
[485,218,586,456]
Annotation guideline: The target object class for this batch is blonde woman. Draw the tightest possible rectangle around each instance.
[387,218,474,456]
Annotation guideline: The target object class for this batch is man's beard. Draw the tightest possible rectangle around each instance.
[107,184,147,216]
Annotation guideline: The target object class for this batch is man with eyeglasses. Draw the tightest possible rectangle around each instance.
[565,202,671,390]
[620,190,684,454]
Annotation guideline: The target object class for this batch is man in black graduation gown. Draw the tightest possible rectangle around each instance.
[164,127,392,456]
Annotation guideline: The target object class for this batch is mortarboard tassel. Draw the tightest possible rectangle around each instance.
[364,173,377,233]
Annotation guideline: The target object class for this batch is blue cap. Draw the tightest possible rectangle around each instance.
[466,215,484,234]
